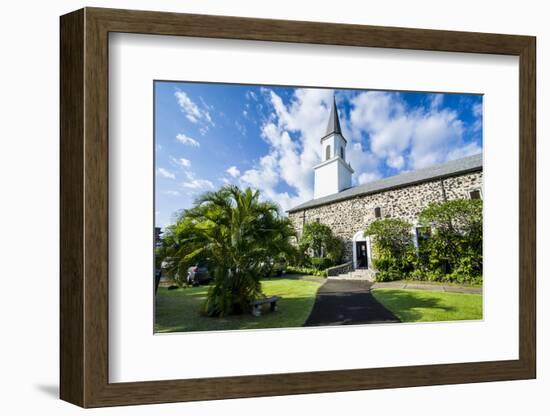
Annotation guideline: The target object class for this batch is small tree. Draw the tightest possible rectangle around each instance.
[418,199,482,282]
[364,218,415,281]
[299,222,343,269]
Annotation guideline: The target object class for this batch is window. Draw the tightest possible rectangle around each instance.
[374,207,382,218]
[340,146,344,159]
[325,145,331,160]
[416,226,431,250]
[416,226,431,242]
[469,189,481,200]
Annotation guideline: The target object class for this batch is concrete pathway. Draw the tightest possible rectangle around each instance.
[371,281,482,295]
[304,280,400,326]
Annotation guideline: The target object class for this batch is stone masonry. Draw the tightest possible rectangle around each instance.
[288,171,482,263]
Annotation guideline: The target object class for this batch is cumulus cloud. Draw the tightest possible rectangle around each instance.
[358,171,382,184]
[226,166,240,178]
[349,91,479,171]
[446,141,482,161]
[238,88,481,213]
[239,89,335,210]
[176,133,200,147]
[157,167,175,179]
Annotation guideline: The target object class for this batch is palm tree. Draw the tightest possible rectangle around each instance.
[159,185,296,316]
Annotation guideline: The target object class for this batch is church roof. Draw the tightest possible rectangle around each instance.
[287,153,483,213]
[322,95,343,140]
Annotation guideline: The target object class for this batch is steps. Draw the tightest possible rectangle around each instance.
[328,268,377,282]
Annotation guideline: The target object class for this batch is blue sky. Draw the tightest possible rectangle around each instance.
[155,81,482,229]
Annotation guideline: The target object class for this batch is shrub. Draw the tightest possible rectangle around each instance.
[299,222,343,267]
[286,265,327,277]
[418,199,482,284]
[310,256,333,271]
[365,218,415,281]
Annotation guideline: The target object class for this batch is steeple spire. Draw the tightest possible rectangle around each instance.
[325,94,342,137]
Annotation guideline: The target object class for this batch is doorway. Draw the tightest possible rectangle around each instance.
[355,241,368,268]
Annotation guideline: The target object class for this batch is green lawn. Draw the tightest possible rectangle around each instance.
[382,279,482,288]
[372,288,483,322]
[155,278,322,333]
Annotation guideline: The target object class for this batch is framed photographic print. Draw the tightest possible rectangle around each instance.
[60,7,536,408]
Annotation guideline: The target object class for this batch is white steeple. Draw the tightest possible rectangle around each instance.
[313,95,354,199]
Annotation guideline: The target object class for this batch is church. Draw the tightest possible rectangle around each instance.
[287,96,483,273]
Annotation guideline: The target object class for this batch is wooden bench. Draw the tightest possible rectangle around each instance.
[250,296,281,317]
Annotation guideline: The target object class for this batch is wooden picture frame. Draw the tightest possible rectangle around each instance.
[60,7,536,408]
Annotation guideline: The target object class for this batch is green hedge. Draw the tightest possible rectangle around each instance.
[286,265,327,277]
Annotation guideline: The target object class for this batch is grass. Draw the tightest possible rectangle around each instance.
[383,279,483,288]
[155,278,322,333]
[372,288,483,322]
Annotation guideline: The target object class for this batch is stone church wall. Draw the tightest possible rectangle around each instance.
[288,171,482,262]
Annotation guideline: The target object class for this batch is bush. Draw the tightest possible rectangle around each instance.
[365,218,415,281]
[286,265,327,277]
[375,270,403,282]
[299,222,343,267]
[365,199,483,285]
[418,199,482,284]
[310,256,333,271]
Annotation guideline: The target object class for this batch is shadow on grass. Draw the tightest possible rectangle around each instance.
[155,279,322,333]
[371,289,483,322]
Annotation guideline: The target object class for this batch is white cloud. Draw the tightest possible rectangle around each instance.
[358,171,382,184]
[349,91,477,171]
[246,90,258,101]
[175,90,201,121]
[472,101,483,132]
[235,120,247,136]
[409,110,464,169]
[238,88,381,211]
[174,90,214,126]
[430,93,444,110]
[176,133,200,147]
[182,178,214,190]
[237,88,480,213]
[180,169,214,190]
[226,166,240,178]
[174,90,215,136]
[164,190,181,196]
[473,102,483,117]
[170,156,191,168]
[157,167,175,179]
[446,141,482,161]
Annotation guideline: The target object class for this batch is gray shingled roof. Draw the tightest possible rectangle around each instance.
[287,153,483,213]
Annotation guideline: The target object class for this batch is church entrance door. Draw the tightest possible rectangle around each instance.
[355,241,368,268]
